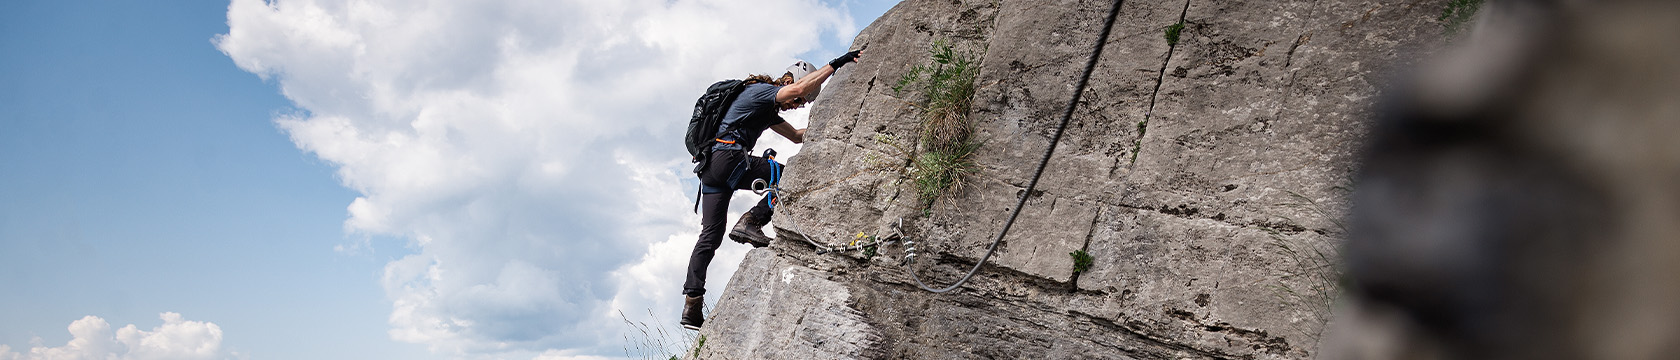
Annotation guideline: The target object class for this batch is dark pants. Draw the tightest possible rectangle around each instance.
[684,150,777,296]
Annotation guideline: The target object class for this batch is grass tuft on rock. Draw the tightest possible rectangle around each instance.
[1070,250,1094,274]
[1165,21,1185,46]
[1440,0,1483,37]
[619,309,700,360]
[912,141,980,204]
[690,334,705,359]
[894,39,982,208]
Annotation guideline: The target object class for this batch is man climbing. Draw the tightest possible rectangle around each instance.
[682,49,863,330]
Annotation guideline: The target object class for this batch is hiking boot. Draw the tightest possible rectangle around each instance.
[680,295,705,330]
[728,213,773,248]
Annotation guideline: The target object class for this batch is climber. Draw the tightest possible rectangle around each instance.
[682,49,864,330]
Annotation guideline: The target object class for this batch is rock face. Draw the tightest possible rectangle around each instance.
[697,0,1450,358]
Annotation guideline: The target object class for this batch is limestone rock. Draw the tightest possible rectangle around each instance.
[693,250,879,359]
[698,0,1453,358]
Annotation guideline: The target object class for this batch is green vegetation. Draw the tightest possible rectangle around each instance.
[1439,0,1483,37]
[1266,189,1350,343]
[911,141,981,206]
[1070,250,1094,274]
[893,39,982,207]
[691,334,706,359]
[1165,21,1185,46]
[1130,121,1148,163]
[854,232,881,260]
[620,310,700,360]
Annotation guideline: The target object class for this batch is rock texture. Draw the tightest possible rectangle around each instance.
[1324,1,1680,359]
[697,0,1452,358]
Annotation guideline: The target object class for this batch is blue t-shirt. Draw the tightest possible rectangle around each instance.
[712,83,786,152]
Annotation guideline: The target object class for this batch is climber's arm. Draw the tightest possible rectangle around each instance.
[776,49,864,104]
[776,66,834,104]
[771,122,805,144]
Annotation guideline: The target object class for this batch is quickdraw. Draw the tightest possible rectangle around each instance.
[749,149,906,258]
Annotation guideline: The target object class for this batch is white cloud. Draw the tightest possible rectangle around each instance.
[215,0,853,357]
[531,349,615,360]
[0,313,225,360]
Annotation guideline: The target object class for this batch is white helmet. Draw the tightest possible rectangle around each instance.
[785,61,817,81]
[784,61,821,101]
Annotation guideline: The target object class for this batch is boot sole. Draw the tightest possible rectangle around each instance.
[682,324,701,331]
[728,231,772,248]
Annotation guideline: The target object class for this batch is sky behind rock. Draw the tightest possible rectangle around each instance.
[0,0,897,359]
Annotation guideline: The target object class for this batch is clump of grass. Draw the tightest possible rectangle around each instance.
[1266,232,1337,320]
[1129,121,1148,163]
[1070,250,1094,274]
[620,309,698,360]
[911,141,981,205]
[1165,21,1186,46]
[1266,190,1351,343]
[894,39,982,208]
[1440,0,1483,37]
[690,335,706,359]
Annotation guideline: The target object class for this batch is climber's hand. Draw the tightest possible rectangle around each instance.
[829,48,864,70]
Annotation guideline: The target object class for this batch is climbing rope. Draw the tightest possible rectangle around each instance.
[905,0,1124,293]
[765,0,1125,293]
[755,152,901,255]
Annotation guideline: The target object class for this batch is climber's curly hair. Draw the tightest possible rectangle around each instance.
[744,74,795,86]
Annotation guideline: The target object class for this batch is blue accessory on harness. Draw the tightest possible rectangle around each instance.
[693,149,783,213]
[769,157,781,208]
[756,149,783,209]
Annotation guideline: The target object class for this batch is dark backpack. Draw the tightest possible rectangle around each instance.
[685,79,748,168]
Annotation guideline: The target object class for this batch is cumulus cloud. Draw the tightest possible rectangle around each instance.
[215,0,852,356]
[0,313,225,360]
[531,349,615,360]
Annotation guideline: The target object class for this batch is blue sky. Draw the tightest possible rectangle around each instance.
[0,0,898,359]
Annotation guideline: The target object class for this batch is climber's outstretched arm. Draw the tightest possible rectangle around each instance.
[770,122,804,144]
[776,49,864,104]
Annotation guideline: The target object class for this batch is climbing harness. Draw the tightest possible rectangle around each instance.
[761,0,1125,293]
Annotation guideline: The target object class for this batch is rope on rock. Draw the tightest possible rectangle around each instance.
[905,0,1125,293]
[766,0,1125,293]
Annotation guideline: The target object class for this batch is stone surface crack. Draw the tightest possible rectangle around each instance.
[845,76,879,137]
[1111,202,1318,235]
[1284,32,1311,69]
[1278,0,1323,121]
[1068,206,1105,288]
[1131,0,1193,166]
[1069,310,1245,359]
